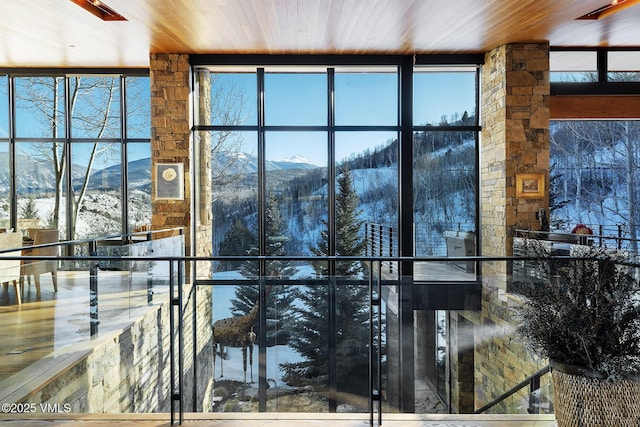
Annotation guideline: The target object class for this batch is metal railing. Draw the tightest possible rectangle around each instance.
[474,365,552,414]
[515,225,640,252]
[3,246,638,426]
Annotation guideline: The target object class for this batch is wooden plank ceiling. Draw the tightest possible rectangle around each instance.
[1,0,640,68]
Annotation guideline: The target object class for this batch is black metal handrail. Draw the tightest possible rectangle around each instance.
[515,226,640,251]
[3,251,638,426]
[473,365,551,414]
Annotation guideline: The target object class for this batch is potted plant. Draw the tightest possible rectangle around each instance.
[515,243,640,426]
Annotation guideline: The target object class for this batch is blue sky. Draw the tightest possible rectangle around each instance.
[212,69,476,165]
[0,75,151,165]
[1,70,477,167]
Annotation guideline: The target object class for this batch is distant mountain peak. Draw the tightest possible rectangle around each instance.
[273,154,313,164]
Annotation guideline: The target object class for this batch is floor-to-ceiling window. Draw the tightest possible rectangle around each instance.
[0,72,151,240]
[192,55,481,414]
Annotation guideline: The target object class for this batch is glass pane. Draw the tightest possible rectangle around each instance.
[211,282,324,412]
[211,283,259,388]
[127,142,151,231]
[14,77,65,138]
[413,130,476,278]
[335,132,398,278]
[0,75,8,138]
[335,69,398,126]
[550,51,598,82]
[126,76,151,139]
[608,51,640,82]
[71,142,122,239]
[550,120,640,245]
[414,69,476,126]
[212,131,259,276]
[608,51,640,71]
[266,132,327,264]
[15,141,65,233]
[335,280,371,409]
[70,76,121,139]
[0,142,9,229]
[265,282,324,411]
[265,72,327,126]
[208,72,257,126]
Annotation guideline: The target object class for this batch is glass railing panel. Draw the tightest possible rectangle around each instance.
[0,231,182,387]
[210,269,381,414]
[265,279,328,412]
[92,233,183,334]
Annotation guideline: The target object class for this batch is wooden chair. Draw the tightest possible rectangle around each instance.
[20,228,59,298]
[0,232,25,304]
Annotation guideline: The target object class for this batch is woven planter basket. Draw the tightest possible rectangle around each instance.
[551,361,640,427]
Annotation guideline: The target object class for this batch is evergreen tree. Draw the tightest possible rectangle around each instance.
[310,168,367,276]
[283,168,371,397]
[232,192,299,346]
[240,192,296,278]
[20,197,39,220]
[218,219,256,270]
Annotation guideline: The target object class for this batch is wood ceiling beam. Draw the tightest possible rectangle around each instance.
[551,95,640,119]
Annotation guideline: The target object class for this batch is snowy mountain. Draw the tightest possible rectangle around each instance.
[271,155,317,170]
[212,151,317,176]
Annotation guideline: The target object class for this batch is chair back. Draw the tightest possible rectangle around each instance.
[29,229,60,256]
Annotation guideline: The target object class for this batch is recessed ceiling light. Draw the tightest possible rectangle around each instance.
[577,0,640,20]
[70,0,127,21]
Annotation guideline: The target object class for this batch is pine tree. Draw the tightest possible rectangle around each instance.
[283,168,371,397]
[232,192,298,346]
[20,197,39,220]
[310,168,367,276]
[218,219,256,271]
[240,192,296,278]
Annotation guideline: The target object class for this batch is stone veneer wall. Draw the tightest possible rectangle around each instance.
[480,43,550,263]
[452,43,552,413]
[150,53,193,249]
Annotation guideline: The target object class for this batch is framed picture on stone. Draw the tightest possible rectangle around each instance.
[516,173,545,199]
[156,163,184,200]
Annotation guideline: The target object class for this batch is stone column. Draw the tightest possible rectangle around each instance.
[149,53,214,411]
[481,43,550,263]
[149,53,193,253]
[465,43,551,413]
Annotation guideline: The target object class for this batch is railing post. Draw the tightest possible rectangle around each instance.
[368,259,383,427]
[328,273,337,413]
[147,244,154,304]
[598,225,604,247]
[528,373,541,414]
[389,226,394,274]
[618,224,623,249]
[365,223,370,256]
[170,260,184,425]
[89,240,99,336]
[370,223,375,257]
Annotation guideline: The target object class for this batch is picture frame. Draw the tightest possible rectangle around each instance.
[155,163,184,200]
[516,173,545,199]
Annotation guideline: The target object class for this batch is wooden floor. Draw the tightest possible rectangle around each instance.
[0,413,558,426]
[0,269,167,382]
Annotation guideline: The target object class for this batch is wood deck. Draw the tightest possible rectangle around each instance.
[0,413,558,426]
